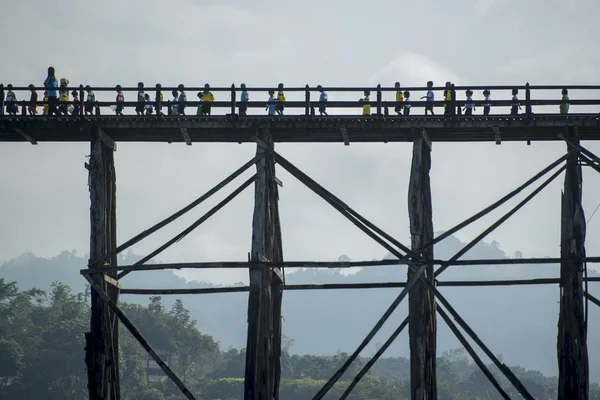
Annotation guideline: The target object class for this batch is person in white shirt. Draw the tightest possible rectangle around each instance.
[403,91,411,116]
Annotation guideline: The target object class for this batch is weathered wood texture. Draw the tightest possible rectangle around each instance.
[85,129,120,400]
[558,127,589,399]
[244,129,284,400]
[407,131,437,399]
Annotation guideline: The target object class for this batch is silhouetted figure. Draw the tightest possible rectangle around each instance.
[483,89,491,116]
[511,88,522,116]
[560,88,569,114]
[28,85,38,115]
[463,89,475,116]
[403,91,411,116]
[318,85,328,116]
[239,83,249,116]
[115,85,125,115]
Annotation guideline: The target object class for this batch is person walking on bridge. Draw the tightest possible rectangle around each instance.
[5,84,17,115]
[43,67,59,116]
[510,88,522,116]
[199,84,215,116]
[421,81,435,115]
[483,89,491,115]
[394,82,403,115]
[317,85,328,116]
[170,89,179,116]
[239,83,249,116]
[276,83,286,116]
[115,85,125,115]
[463,89,475,116]
[84,86,96,116]
[28,85,38,115]
[136,82,145,116]
[560,88,569,114]
[177,84,187,115]
[360,90,371,115]
[266,90,277,116]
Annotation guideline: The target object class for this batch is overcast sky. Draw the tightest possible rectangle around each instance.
[1,0,600,286]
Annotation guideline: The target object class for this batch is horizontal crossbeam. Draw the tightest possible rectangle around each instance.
[79,256,600,275]
[118,277,600,295]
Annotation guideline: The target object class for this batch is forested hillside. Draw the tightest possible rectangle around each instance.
[3,278,599,399]
[2,235,600,381]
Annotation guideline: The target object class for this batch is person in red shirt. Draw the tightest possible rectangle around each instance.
[28,84,38,115]
[71,90,81,116]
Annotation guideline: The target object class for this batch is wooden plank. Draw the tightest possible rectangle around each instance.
[14,128,37,145]
[558,126,589,399]
[80,256,600,275]
[180,127,192,146]
[274,177,283,187]
[97,128,116,151]
[407,133,436,399]
[493,126,501,145]
[340,127,349,146]
[119,278,600,295]
[104,274,122,289]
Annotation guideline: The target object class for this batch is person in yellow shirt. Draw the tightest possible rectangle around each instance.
[394,82,403,115]
[59,78,70,115]
[360,90,371,115]
[199,84,215,116]
[443,81,452,117]
[276,83,286,115]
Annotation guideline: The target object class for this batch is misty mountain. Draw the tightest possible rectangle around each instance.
[2,235,599,382]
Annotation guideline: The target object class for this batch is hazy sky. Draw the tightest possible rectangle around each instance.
[1,0,600,286]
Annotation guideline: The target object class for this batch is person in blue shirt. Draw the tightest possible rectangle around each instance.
[463,89,475,116]
[317,85,328,116]
[43,66,59,116]
[239,83,249,116]
[266,90,276,116]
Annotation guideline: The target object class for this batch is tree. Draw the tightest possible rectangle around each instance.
[0,339,22,385]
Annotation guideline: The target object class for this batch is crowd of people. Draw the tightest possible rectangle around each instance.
[1,67,572,118]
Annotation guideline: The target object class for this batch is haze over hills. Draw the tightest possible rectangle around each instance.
[2,234,599,382]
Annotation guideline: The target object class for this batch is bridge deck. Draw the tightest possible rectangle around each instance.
[1,114,599,143]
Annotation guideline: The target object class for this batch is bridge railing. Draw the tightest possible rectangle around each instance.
[1,83,599,117]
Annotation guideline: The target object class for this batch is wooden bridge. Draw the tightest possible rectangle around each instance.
[2,82,600,399]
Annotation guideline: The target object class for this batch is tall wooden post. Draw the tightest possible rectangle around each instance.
[407,130,437,399]
[244,129,284,400]
[85,128,120,400]
[558,126,589,399]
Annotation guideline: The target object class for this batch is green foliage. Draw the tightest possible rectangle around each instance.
[2,278,600,400]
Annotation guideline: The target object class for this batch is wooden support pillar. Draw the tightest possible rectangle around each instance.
[558,126,589,399]
[244,129,284,400]
[85,128,120,400]
[407,129,437,399]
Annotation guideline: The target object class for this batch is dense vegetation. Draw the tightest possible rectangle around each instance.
[2,278,600,399]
